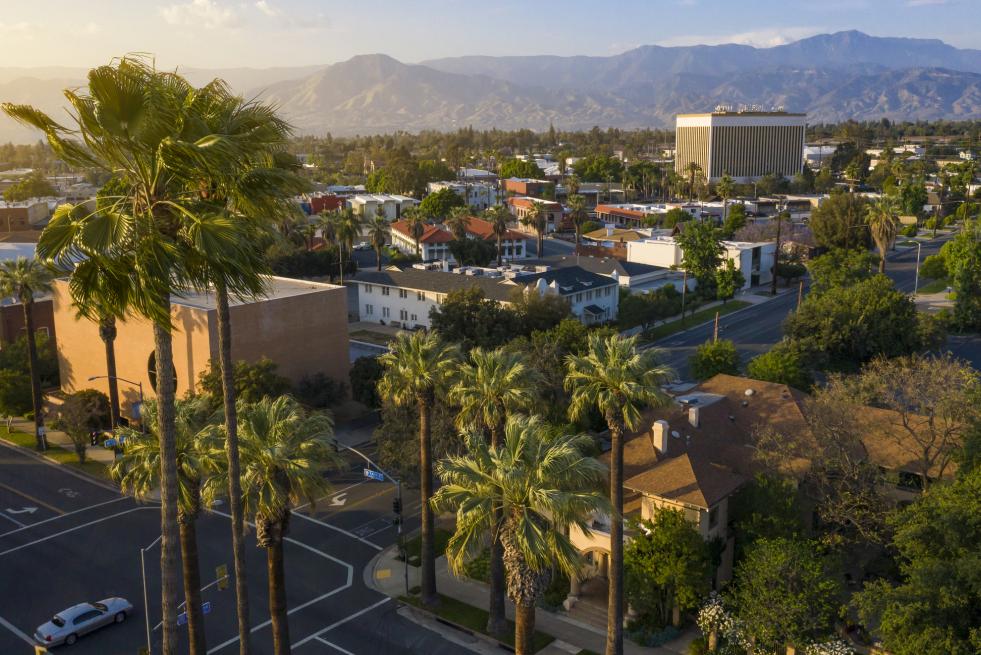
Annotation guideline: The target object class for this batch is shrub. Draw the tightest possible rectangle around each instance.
[350,356,384,408]
[690,339,740,381]
[0,370,35,416]
[295,373,346,409]
[899,223,918,238]
[924,217,938,230]
[919,253,948,280]
[746,342,812,390]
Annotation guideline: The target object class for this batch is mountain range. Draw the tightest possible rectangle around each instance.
[1,31,981,144]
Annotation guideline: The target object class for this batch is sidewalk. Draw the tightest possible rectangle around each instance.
[367,544,695,655]
[6,416,117,466]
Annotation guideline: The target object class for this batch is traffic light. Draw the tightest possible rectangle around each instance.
[392,498,402,515]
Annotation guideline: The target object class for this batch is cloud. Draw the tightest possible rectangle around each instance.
[255,0,280,17]
[158,0,239,29]
[0,21,34,38]
[657,27,823,48]
[906,0,948,5]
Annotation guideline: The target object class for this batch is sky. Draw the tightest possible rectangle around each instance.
[0,0,978,69]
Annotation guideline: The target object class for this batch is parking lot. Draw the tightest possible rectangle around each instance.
[0,441,462,655]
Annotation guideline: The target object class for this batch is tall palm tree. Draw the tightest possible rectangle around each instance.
[378,331,460,605]
[568,194,588,255]
[866,196,899,273]
[522,201,547,257]
[335,208,361,282]
[367,214,390,271]
[565,334,674,655]
[685,162,703,202]
[0,257,53,450]
[449,348,538,636]
[717,173,734,224]
[445,206,471,242]
[6,58,256,653]
[111,397,215,655]
[315,211,337,250]
[403,206,427,258]
[202,396,342,655]
[484,205,511,266]
[432,415,608,655]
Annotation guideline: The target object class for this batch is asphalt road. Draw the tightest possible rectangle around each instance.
[652,235,968,381]
[0,441,466,655]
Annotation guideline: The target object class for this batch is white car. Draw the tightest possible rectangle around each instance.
[354,241,371,251]
[34,597,133,647]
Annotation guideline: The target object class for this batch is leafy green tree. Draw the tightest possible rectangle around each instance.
[2,169,55,202]
[54,390,111,463]
[617,287,682,331]
[746,342,813,390]
[566,334,674,655]
[429,288,518,350]
[379,332,460,606]
[690,339,740,381]
[432,416,607,655]
[509,288,571,334]
[676,221,724,299]
[919,253,948,281]
[624,509,712,628]
[900,181,928,216]
[660,207,693,229]
[448,237,496,266]
[0,257,53,449]
[0,370,34,417]
[444,205,471,240]
[715,259,745,303]
[775,260,807,286]
[810,192,870,250]
[855,469,981,655]
[785,275,921,371]
[866,195,899,273]
[720,203,747,238]
[939,223,981,330]
[729,538,841,652]
[574,155,624,183]
[0,331,59,388]
[805,248,877,296]
[202,396,341,655]
[499,158,543,179]
[198,358,291,408]
[728,474,805,562]
[350,356,384,408]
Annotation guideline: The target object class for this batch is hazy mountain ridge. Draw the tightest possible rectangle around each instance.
[1,31,980,143]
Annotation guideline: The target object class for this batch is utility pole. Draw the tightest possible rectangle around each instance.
[680,269,688,324]
[713,311,720,341]
[771,210,784,296]
[797,280,804,312]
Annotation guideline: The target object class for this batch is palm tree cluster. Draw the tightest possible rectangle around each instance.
[2,57,317,655]
[379,330,673,655]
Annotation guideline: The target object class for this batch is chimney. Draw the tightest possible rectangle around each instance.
[651,419,669,455]
[688,406,700,428]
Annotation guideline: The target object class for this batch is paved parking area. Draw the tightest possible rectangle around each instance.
[0,441,461,655]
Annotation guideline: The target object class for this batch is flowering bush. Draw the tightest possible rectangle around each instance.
[804,640,854,655]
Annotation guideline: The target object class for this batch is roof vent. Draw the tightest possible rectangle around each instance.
[729,415,735,422]
[670,430,681,439]
[744,388,755,396]
[741,400,749,407]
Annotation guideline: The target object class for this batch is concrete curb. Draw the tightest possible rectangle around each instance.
[0,435,120,493]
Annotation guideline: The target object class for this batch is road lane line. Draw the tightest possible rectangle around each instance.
[0,496,130,539]
[291,511,383,551]
[0,511,25,528]
[0,481,66,515]
[0,507,153,557]
[317,636,356,654]
[0,613,35,645]
[292,598,392,649]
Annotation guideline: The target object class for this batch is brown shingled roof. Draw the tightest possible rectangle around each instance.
[625,454,745,509]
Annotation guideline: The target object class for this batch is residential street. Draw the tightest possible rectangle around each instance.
[0,441,467,655]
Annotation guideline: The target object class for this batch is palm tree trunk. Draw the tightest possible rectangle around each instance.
[376,245,383,271]
[514,602,536,655]
[418,396,438,606]
[605,420,625,655]
[497,235,502,266]
[215,281,251,655]
[267,534,290,655]
[152,319,182,655]
[878,250,886,274]
[339,250,345,284]
[179,514,207,655]
[487,421,506,636]
[22,299,44,450]
[99,316,120,429]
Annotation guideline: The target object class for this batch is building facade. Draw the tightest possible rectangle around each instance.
[626,236,775,289]
[507,197,566,233]
[388,216,532,262]
[675,111,807,183]
[347,194,418,221]
[426,181,499,210]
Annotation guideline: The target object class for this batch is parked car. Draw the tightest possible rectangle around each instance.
[34,598,133,647]
[354,241,371,251]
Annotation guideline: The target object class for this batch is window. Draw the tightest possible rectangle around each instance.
[575,293,582,302]
[74,610,101,624]
[364,284,373,294]
[364,304,374,316]
[400,309,408,320]
[605,287,612,296]
[410,313,417,321]
[399,289,408,299]
[417,291,426,301]
[708,506,719,529]
[382,287,390,296]
[382,307,390,318]
[586,290,593,300]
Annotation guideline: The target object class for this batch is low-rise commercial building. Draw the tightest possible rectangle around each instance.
[0,201,49,232]
[507,197,565,233]
[347,194,418,220]
[626,236,775,288]
[425,181,499,210]
[503,178,555,198]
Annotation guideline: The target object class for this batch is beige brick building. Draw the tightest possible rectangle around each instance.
[53,276,350,418]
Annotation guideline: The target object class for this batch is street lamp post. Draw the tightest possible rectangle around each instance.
[88,375,144,433]
[140,534,162,655]
[913,240,923,296]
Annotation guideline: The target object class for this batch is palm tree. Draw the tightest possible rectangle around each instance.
[522,201,547,257]
[717,173,734,224]
[432,415,608,655]
[568,194,588,255]
[685,162,703,202]
[485,205,511,266]
[445,206,471,241]
[315,211,337,250]
[111,397,215,655]
[203,395,341,655]
[5,58,257,652]
[449,348,538,636]
[335,208,361,283]
[367,214,390,271]
[378,331,460,605]
[0,257,53,450]
[866,196,899,274]
[403,206,427,258]
[565,334,674,655]
[567,174,581,197]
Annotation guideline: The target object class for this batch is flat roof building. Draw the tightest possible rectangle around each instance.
[675,110,806,183]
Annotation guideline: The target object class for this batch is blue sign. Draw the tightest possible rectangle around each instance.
[363,468,385,482]
[202,601,212,615]
[177,612,187,626]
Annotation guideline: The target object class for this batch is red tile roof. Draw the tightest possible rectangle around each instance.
[463,216,529,242]
[390,220,454,244]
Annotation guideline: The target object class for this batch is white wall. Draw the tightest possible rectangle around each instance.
[626,239,684,268]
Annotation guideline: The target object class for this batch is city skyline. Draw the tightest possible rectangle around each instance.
[0,0,977,69]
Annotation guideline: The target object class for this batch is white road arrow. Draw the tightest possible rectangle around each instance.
[6,507,38,515]
[330,493,348,507]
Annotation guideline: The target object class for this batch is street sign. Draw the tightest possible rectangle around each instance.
[34,646,48,655]
[177,612,187,627]
[363,468,385,482]
[216,564,229,591]
[202,601,212,615]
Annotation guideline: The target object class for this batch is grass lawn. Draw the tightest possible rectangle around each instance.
[0,425,112,480]
[917,278,950,294]
[404,528,452,566]
[645,300,751,342]
[400,593,555,653]
[348,329,396,346]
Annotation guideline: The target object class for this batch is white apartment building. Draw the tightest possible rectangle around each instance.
[388,216,532,262]
[347,194,418,221]
[675,110,807,183]
[353,264,619,328]
[426,181,500,210]
[626,236,775,289]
